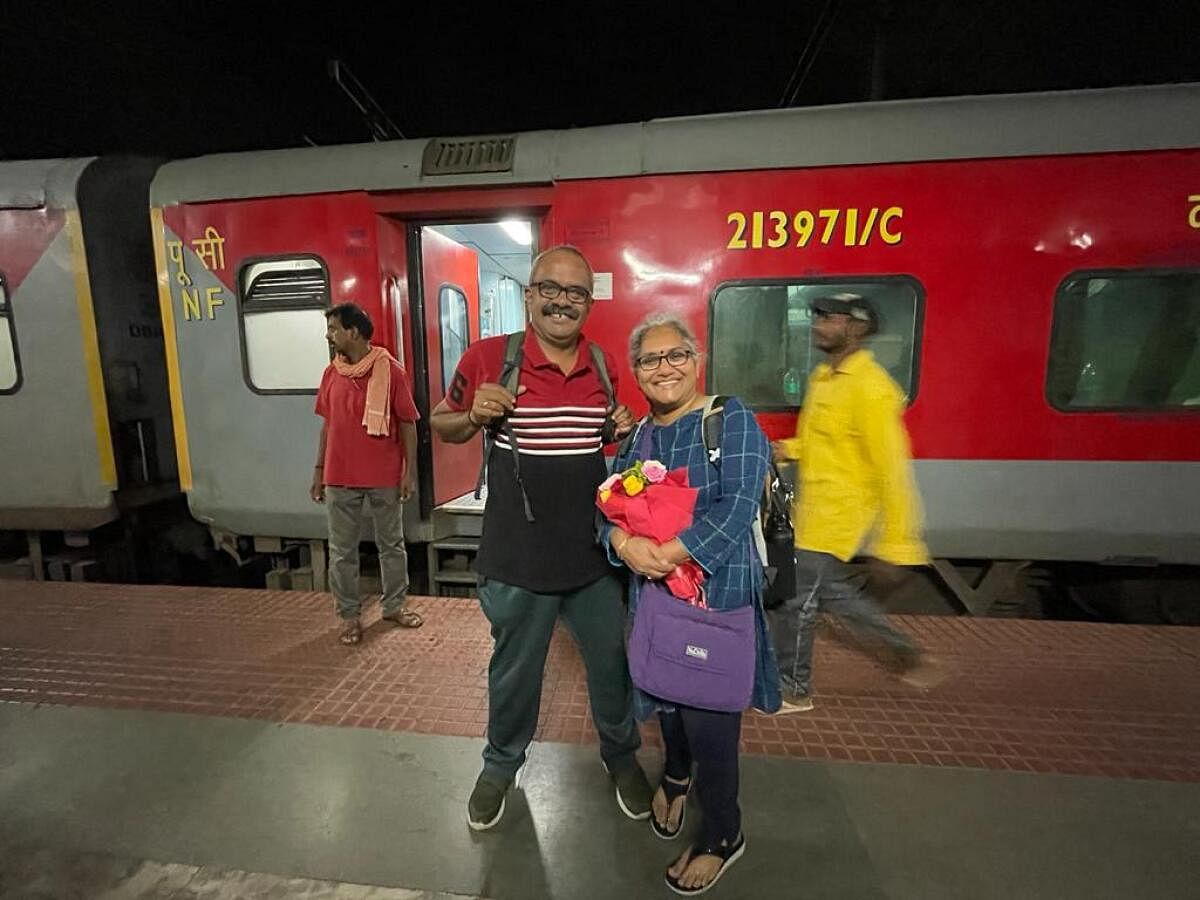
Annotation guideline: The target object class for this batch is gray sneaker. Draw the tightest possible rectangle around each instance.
[467,773,510,831]
[775,694,815,714]
[608,762,653,821]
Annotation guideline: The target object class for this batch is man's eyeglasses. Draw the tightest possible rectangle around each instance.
[531,280,592,305]
[635,348,696,372]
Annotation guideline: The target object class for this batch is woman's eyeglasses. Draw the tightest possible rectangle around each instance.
[635,348,696,372]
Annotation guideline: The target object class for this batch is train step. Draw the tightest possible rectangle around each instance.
[428,537,479,598]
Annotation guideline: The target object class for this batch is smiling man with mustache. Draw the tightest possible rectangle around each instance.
[431,245,649,832]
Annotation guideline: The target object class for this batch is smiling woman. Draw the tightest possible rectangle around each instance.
[604,309,778,895]
[632,318,703,426]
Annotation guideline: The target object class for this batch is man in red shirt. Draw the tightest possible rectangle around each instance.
[432,246,651,832]
[312,303,421,646]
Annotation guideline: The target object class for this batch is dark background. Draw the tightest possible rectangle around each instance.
[2,0,1197,160]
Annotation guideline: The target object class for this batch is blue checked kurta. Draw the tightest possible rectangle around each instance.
[601,396,782,718]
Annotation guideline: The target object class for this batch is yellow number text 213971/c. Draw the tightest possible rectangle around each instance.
[726,207,903,250]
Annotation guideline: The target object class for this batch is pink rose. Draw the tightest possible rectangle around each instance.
[641,460,667,484]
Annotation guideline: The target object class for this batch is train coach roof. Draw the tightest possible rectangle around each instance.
[151,82,1200,206]
[0,158,95,210]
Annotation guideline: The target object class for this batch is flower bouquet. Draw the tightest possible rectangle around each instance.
[597,459,707,607]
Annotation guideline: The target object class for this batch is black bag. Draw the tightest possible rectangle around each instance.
[760,463,795,610]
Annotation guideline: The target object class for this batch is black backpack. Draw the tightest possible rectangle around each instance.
[621,396,794,609]
[474,330,617,522]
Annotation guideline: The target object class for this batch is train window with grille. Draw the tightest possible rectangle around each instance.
[439,284,469,392]
[238,256,331,393]
[0,274,21,394]
[1047,271,1200,411]
[709,277,923,409]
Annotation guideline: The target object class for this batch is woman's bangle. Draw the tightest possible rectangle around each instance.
[613,534,631,556]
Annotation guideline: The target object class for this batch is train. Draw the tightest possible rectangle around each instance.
[2,82,1198,619]
[0,157,194,582]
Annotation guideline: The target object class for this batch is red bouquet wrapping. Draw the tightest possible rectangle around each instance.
[596,458,707,606]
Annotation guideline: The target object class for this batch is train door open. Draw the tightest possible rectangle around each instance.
[372,184,547,552]
[416,221,537,510]
[387,213,537,533]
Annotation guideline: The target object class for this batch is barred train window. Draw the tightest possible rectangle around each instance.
[1047,271,1200,411]
[0,274,21,393]
[439,284,469,393]
[239,256,331,392]
[709,277,923,408]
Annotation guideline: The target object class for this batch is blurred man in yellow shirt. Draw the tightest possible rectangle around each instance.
[772,293,940,712]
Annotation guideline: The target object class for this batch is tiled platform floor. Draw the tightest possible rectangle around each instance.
[1,582,1198,782]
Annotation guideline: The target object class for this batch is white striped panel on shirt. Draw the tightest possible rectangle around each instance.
[493,442,602,456]
[498,404,607,456]
[510,416,607,426]
[512,426,598,436]
[510,405,608,416]
[499,434,600,446]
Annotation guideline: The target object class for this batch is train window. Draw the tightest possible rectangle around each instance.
[0,275,21,394]
[237,256,331,393]
[708,277,923,409]
[1047,271,1200,411]
[439,284,469,392]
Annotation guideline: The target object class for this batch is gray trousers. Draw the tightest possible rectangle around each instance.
[770,549,919,697]
[326,486,409,620]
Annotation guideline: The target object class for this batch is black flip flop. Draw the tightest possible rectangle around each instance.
[651,776,692,840]
[665,833,746,896]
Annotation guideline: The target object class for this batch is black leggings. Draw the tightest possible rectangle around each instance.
[659,705,743,847]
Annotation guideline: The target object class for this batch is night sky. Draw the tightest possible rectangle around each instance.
[2,1,1198,161]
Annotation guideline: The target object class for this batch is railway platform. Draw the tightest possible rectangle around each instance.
[1,582,1197,898]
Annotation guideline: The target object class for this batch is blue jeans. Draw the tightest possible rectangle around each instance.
[770,549,919,697]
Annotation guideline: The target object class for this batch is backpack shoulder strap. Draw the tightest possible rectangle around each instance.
[700,394,773,568]
[587,342,618,443]
[701,395,729,467]
[474,331,535,521]
[587,343,615,409]
[498,330,525,395]
[616,416,649,460]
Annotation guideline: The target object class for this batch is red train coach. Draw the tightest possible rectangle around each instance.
[149,83,1200,612]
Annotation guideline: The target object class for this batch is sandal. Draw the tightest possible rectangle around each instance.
[381,608,423,628]
[339,619,363,645]
[651,775,692,840]
[665,833,746,896]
